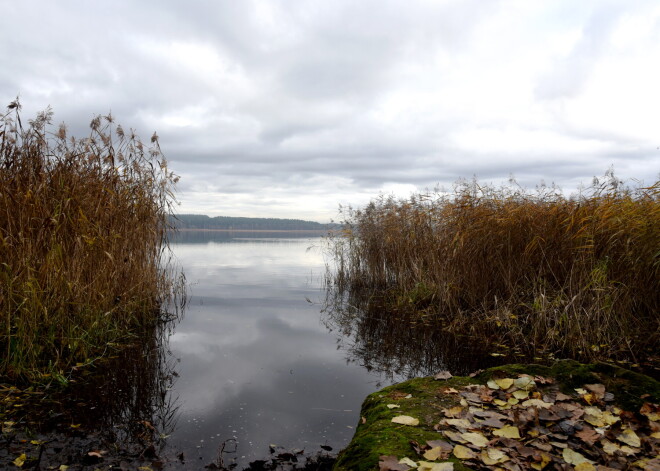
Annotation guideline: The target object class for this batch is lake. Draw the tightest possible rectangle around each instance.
[165,231,398,467]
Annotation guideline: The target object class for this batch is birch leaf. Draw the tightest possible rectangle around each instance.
[617,428,641,448]
[452,444,476,460]
[392,415,419,426]
[562,448,594,466]
[492,425,521,439]
[494,378,514,390]
[461,432,489,448]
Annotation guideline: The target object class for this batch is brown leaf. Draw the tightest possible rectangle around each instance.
[575,425,600,445]
[584,384,606,398]
[434,370,453,380]
[379,455,410,471]
[426,440,453,452]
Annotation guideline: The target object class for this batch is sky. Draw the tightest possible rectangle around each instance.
[1,0,659,222]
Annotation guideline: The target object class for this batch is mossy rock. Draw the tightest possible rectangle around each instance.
[333,361,660,471]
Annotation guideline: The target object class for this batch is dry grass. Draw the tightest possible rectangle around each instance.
[327,173,659,364]
[0,100,183,381]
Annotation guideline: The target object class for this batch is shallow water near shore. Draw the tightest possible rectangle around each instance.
[164,231,397,467]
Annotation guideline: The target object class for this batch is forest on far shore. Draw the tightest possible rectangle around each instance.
[171,213,334,231]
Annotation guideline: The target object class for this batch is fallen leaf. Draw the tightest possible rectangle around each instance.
[640,402,660,421]
[562,448,594,466]
[426,440,453,452]
[441,387,459,394]
[58,466,69,471]
[575,426,600,445]
[452,444,476,459]
[584,384,605,398]
[443,418,472,430]
[379,455,411,471]
[480,447,509,465]
[492,425,521,439]
[398,457,417,467]
[442,430,467,443]
[574,463,595,471]
[442,406,464,418]
[555,392,572,401]
[513,390,529,400]
[495,378,515,390]
[434,370,453,380]
[530,452,552,470]
[387,404,401,409]
[514,376,536,391]
[87,450,107,458]
[460,432,489,448]
[424,447,449,461]
[13,454,26,467]
[617,428,641,448]
[361,416,367,424]
[392,415,419,426]
[521,398,553,409]
[417,462,454,471]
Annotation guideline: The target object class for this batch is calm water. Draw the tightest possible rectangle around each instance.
[165,231,396,467]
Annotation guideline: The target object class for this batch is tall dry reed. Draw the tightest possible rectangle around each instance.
[328,174,659,363]
[0,100,182,381]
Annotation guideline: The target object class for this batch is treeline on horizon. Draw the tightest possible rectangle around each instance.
[171,213,336,231]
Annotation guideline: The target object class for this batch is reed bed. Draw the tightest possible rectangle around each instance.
[0,100,182,381]
[328,174,659,364]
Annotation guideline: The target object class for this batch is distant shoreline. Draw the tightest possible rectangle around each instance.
[173,228,331,233]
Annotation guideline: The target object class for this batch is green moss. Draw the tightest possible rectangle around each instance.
[334,361,660,471]
[334,376,479,471]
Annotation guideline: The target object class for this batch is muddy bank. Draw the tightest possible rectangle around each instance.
[333,361,660,470]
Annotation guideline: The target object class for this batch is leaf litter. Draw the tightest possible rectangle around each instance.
[378,373,660,470]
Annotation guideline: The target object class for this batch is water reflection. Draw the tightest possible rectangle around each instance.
[166,233,388,469]
[321,284,519,381]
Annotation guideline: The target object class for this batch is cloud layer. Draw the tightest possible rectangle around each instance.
[2,0,659,221]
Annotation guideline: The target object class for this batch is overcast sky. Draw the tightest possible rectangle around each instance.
[2,0,659,221]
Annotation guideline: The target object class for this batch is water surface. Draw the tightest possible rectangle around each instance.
[166,232,394,466]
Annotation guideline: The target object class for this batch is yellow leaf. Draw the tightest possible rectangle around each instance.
[562,448,594,466]
[423,447,447,461]
[391,415,419,426]
[58,466,69,471]
[452,444,476,460]
[492,425,521,439]
[479,447,509,465]
[513,390,529,400]
[494,378,514,390]
[461,432,489,448]
[70,423,81,429]
[574,463,595,471]
[13,454,26,467]
[487,380,500,390]
[387,404,400,409]
[601,439,620,455]
[617,428,641,448]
